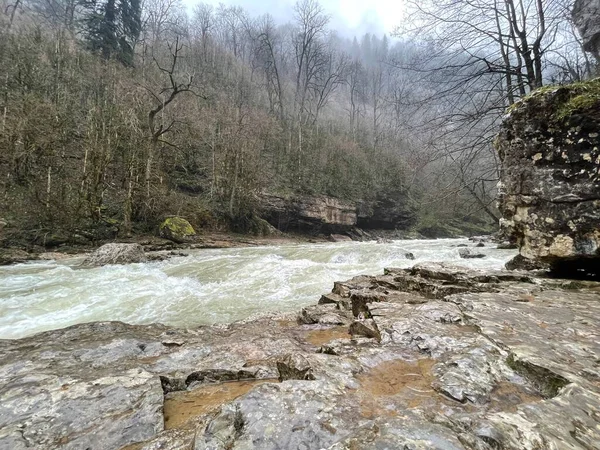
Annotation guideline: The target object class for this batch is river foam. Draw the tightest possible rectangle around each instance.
[0,239,516,339]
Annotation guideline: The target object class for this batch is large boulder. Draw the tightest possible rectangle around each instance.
[0,248,35,265]
[496,80,600,277]
[573,0,600,61]
[82,243,147,266]
[159,217,196,243]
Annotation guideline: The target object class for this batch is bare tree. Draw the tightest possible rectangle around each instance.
[255,14,286,118]
[143,36,199,198]
[291,0,329,173]
[191,2,213,60]
[392,0,585,222]
[142,0,184,47]
[308,41,347,125]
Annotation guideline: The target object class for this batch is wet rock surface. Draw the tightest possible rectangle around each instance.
[1,263,600,449]
[496,80,600,278]
[459,248,486,259]
[81,243,147,266]
[0,248,37,265]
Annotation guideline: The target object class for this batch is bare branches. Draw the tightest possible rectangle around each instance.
[147,36,204,140]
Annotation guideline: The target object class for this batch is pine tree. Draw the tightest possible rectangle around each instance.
[79,0,141,66]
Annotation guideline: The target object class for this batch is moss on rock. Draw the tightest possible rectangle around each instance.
[506,78,600,125]
[159,217,196,243]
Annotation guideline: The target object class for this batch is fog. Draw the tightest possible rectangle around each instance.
[183,0,406,37]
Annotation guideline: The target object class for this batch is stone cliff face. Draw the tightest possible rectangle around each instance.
[260,193,415,234]
[573,0,600,61]
[496,80,600,278]
[260,194,357,233]
[357,191,416,230]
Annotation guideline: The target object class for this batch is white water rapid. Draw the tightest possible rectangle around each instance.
[0,239,516,339]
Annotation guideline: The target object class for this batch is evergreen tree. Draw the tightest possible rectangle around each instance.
[79,0,141,66]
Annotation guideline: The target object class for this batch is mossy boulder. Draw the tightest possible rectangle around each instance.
[159,217,196,244]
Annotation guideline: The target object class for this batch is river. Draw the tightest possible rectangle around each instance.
[0,239,516,339]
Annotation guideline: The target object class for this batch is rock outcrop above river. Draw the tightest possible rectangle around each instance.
[573,0,600,60]
[260,194,358,233]
[356,191,415,230]
[260,193,417,234]
[1,263,599,449]
[496,80,600,278]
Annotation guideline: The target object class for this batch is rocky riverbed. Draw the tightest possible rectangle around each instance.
[1,262,599,450]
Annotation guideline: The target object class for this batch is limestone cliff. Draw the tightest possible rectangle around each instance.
[496,80,600,277]
[573,0,600,61]
[260,193,416,235]
[260,194,358,233]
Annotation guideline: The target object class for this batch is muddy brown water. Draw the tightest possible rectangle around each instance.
[357,358,439,417]
[163,379,278,430]
[305,326,351,346]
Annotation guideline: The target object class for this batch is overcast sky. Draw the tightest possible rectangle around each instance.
[187,0,406,38]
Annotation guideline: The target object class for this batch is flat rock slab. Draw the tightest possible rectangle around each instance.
[1,263,599,449]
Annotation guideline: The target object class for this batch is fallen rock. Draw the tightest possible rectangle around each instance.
[0,248,35,265]
[405,252,415,260]
[348,319,381,341]
[350,290,387,318]
[276,354,315,381]
[297,304,351,325]
[459,248,486,259]
[159,217,196,244]
[346,227,373,241]
[505,254,549,271]
[82,243,147,266]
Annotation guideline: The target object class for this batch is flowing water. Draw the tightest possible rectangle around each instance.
[0,239,516,340]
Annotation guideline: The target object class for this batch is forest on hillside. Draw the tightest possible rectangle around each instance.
[0,0,594,242]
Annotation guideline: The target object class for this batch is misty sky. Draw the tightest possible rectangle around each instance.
[190,0,406,38]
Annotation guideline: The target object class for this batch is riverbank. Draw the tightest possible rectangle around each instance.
[0,231,331,265]
[0,226,486,266]
[1,262,598,449]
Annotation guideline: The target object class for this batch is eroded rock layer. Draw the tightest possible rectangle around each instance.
[260,194,358,233]
[496,80,600,277]
[259,193,415,234]
[1,263,599,449]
